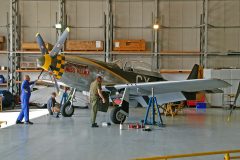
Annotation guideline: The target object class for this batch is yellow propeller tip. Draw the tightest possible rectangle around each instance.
[35,33,40,37]
[66,27,70,32]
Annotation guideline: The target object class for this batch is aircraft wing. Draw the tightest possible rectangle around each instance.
[104,79,230,96]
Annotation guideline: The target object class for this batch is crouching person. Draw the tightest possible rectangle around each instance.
[47,92,60,118]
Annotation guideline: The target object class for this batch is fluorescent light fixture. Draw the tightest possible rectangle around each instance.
[153,24,159,30]
[55,23,62,29]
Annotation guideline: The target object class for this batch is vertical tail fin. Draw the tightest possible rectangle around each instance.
[187,64,199,80]
[184,64,200,100]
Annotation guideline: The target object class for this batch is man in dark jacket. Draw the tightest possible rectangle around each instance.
[16,75,35,125]
[47,92,60,118]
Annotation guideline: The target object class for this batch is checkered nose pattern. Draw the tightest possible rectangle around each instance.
[53,55,65,79]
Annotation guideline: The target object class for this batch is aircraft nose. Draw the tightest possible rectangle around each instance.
[37,56,45,67]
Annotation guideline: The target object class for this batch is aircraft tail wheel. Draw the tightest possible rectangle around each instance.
[61,101,74,117]
[110,107,126,124]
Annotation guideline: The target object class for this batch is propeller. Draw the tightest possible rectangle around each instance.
[228,82,240,121]
[35,27,70,94]
[36,33,49,55]
[49,27,70,57]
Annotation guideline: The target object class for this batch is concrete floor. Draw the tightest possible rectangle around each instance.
[0,109,49,128]
[0,107,240,160]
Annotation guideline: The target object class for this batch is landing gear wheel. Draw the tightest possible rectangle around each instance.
[61,101,74,117]
[36,103,47,109]
[110,107,126,124]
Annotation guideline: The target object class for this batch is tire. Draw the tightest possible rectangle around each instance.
[61,101,74,117]
[0,90,14,109]
[110,107,126,124]
[36,103,47,109]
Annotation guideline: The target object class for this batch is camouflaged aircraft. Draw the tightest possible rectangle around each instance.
[35,27,230,124]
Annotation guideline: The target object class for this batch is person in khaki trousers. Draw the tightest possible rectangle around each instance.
[89,74,105,127]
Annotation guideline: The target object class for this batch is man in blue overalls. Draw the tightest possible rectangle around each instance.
[16,75,35,125]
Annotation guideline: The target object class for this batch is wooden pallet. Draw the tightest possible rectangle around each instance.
[162,102,185,117]
[0,121,7,128]
[113,39,146,51]
[22,42,53,51]
[65,40,104,51]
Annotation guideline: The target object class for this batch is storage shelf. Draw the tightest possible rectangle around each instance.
[1,50,201,55]
[16,69,44,72]
[0,69,45,72]
[1,50,238,56]
[160,70,191,74]
[63,51,105,55]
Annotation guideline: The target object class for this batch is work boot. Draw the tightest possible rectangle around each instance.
[25,121,34,125]
[91,123,99,128]
[16,120,24,124]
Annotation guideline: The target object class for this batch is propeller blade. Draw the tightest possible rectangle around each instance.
[233,82,240,106]
[49,27,70,57]
[228,82,240,120]
[47,67,60,94]
[30,69,45,91]
[36,33,49,55]
[52,75,60,94]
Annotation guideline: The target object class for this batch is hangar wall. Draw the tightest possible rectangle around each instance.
[0,0,240,69]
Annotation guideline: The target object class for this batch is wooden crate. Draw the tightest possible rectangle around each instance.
[22,42,53,51]
[65,40,104,51]
[0,36,5,43]
[113,40,146,51]
[196,93,205,101]
[20,62,37,69]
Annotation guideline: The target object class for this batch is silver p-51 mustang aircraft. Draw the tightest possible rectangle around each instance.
[35,27,230,124]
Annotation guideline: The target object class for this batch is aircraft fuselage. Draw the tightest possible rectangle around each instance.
[59,55,165,92]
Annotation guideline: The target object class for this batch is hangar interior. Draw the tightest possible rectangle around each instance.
[0,0,240,160]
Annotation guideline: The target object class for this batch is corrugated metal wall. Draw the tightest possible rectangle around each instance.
[0,0,240,69]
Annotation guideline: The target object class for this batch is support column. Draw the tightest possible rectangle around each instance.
[105,0,112,62]
[57,0,66,38]
[8,0,20,95]
[152,0,159,70]
[201,0,208,68]
[203,0,208,68]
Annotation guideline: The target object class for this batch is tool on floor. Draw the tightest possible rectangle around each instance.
[0,121,7,128]
[144,88,165,127]
[120,122,123,130]
[102,122,111,127]
[141,120,144,128]
[128,122,142,129]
